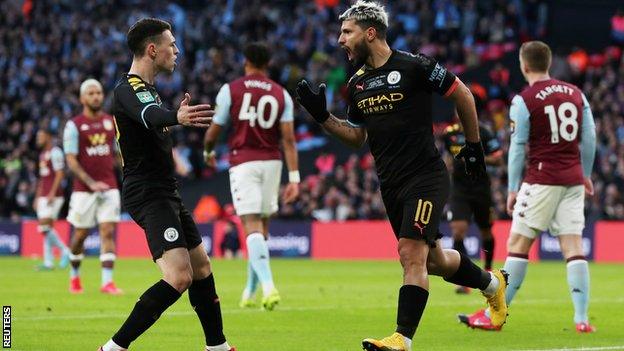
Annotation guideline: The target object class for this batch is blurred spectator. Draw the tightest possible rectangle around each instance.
[220,220,242,259]
[278,153,386,221]
[315,151,336,175]
[11,0,623,224]
[612,8,624,45]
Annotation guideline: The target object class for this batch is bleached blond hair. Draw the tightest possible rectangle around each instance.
[339,1,389,30]
[80,78,103,96]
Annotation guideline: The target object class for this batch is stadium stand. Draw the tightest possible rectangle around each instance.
[1,0,622,223]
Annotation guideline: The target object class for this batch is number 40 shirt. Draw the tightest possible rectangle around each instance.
[213,73,294,166]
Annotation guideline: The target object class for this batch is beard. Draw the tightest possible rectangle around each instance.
[87,102,102,113]
[351,39,371,67]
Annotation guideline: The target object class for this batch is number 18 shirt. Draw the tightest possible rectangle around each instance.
[510,78,588,186]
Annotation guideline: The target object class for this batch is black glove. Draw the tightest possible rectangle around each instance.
[455,141,486,182]
[295,79,329,123]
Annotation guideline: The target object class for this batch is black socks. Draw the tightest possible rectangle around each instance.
[189,274,226,346]
[396,285,429,339]
[112,280,181,348]
[444,252,491,290]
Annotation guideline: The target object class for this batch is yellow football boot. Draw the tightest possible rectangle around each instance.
[484,269,509,327]
[362,332,409,351]
[261,289,281,311]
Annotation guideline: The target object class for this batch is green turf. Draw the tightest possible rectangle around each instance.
[1,257,623,350]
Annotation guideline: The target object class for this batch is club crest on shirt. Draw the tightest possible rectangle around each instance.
[80,124,89,131]
[103,119,113,131]
[387,71,401,84]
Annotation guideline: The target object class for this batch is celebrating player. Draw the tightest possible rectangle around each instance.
[63,79,122,294]
[443,119,503,293]
[459,41,596,333]
[296,2,507,350]
[203,42,299,311]
[34,128,70,270]
[99,18,234,351]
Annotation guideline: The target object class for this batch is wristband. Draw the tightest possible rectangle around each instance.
[288,170,301,183]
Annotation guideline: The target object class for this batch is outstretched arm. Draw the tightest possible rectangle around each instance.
[295,80,366,149]
[116,85,213,129]
[321,115,367,149]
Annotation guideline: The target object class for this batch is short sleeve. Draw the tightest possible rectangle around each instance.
[50,147,64,171]
[280,90,294,123]
[413,53,458,96]
[63,120,79,155]
[345,79,364,127]
[509,95,530,144]
[346,103,364,127]
[213,84,232,126]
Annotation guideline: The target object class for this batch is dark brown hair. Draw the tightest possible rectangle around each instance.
[127,18,172,56]
[244,42,271,68]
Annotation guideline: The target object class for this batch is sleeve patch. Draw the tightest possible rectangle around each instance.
[136,91,155,103]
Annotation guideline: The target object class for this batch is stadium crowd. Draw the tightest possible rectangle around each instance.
[1,0,622,222]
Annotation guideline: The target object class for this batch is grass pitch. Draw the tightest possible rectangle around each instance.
[1,257,623,350]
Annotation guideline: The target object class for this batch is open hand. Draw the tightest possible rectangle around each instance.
[295,80,329,124]
[177,93,214,128]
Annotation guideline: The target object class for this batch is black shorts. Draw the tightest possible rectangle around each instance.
[381,169,449,246]
[449,187,494,229]
[123,185,203,261]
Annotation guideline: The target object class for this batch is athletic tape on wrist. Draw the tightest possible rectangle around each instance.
[288,170,300,183]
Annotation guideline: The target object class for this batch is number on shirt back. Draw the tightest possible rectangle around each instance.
[544,102,578,143]
[238,92,279,129]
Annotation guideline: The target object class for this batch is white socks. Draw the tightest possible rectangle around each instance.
[102,339,126,351]
[482,271,500,296]
[402,336,412,350]
[206,341,232,351]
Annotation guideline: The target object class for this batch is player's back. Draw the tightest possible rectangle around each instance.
[519,78,584,186]
[38,146,64,197]
[226,73,287,166]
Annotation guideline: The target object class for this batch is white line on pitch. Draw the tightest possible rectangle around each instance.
[12,297,624,321]
[513,346,624,351]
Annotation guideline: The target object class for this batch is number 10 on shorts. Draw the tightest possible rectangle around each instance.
[414,199,433,225]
